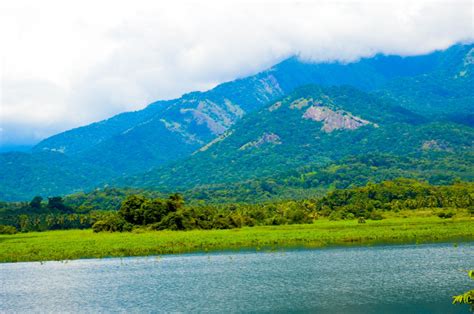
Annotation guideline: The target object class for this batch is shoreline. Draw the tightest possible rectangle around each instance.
[3,240,473,266]
[1,217,472,263]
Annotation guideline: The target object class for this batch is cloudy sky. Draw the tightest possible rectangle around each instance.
[0,0,472,147]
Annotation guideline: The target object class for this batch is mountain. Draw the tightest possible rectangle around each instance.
[376,44,474,122]
[1,43,473,201]
[119,85,473,190]
[32,74,286,173]
[31,43,473,172]
[0,151,115,201]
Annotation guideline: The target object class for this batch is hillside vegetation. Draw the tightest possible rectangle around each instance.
[121,85,473,190]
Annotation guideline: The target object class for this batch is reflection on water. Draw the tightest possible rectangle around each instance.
[1,243,473,313]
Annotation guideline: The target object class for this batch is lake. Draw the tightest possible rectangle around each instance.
[1,242,473,313]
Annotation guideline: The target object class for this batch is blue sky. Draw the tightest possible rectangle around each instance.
[0,0,472,147]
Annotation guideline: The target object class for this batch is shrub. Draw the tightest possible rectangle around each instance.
[264,216,288,225]
[92,214,133,232]
[346,213,355,220]
[438,211,455,219]
[369,211,384,220]
[213,217,236,229]
[285,208,312,224]
[468,206,474,215]
[328,211,343,221]
[0,225,18,234]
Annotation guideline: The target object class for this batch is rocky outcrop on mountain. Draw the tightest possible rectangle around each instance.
[179,99,245,136]
[33,73,284,158]
[239,132,282,150]
[457,47,474,77]
[268,101,282,112]
[160,119,204,145]
[464,48,474,66]
[303,105,374,132]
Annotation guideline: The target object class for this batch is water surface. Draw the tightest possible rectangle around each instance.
[1,243,473,313]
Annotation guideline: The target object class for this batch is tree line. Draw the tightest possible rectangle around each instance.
[0,179,472,233]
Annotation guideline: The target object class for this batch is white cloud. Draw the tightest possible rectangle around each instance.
[0,0,473,145]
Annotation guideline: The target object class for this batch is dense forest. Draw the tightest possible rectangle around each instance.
[1,179,472,233]
[183,152,474,203]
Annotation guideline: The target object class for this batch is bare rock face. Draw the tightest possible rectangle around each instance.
[258,75,283,98]
[303,105,374,132]
[180,99,244,136]
[160,119,204,145]
[239,132,282,150]
[458,48,474,77]
[268,101,282,112]
[464,48,474,66]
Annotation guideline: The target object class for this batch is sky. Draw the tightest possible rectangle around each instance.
[0,0,473,147]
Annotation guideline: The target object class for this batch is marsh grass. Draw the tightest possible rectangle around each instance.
[1,216,472,263]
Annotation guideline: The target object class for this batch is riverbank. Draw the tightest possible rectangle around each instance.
[1,216,472,263]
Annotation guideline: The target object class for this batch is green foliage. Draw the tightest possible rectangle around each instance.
[155,152,471,204]
[118,194,182,225]
[1,180,471,233]
[47,197,72,213]
[131,178,469,225]
[29,196,43,210]
[452,270,474,310]
[315,179,473,219]
[63,187,165,212]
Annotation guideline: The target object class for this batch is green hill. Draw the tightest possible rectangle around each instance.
[120,85,473,191]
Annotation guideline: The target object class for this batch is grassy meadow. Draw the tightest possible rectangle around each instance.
[1,214,472,263]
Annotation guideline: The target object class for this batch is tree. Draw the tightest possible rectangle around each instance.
[141,199,168,225]
[47,197,72,213]
[119,195,146,224]
[92,213,132,233]
[167,193,184,212]
[18,214,30,232]
[29,196,43,211]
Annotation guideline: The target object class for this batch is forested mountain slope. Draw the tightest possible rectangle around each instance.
[120,85,473,190]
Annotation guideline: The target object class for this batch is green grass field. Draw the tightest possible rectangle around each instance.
[1,216,472,263]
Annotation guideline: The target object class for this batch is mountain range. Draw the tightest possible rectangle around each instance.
[1,43,473,201]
